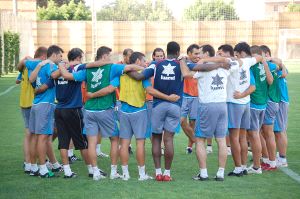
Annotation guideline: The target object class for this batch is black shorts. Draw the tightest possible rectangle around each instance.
[55,108,88,150]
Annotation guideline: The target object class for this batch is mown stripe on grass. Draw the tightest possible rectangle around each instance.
[280,167,300,183]
[0,85,17,97]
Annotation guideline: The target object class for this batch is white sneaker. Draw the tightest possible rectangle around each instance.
[227,147,232,156]
[247,166,262,174]
[206,146,213,154]
[97,151,109,158]
[276,158,288,168]
[46,160,53,170]
[93,173,106,181]
[110,172,122,179]
[138,174,153,181]
[122,173,130,181]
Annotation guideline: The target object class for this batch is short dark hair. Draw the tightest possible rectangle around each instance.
[200,44,215,57]
[187,44,200,54]
[95,46,112,60]
[218,44,234,57]
[250,45,262,56]
[67,48,84,61]
[152,48,165,60]
[233,42,251,56]
[167,41,180,56]
[123,48,133,56]
[129,52,145,64]
[34,46,48,59]
[47,45,64,58]
[260,45,271,56]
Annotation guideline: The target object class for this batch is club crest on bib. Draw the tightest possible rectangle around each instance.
[239,69,248,85]
[91,68,104,88]
[211,74,224,90]
[161,63,176,80]
[258,63,266,81]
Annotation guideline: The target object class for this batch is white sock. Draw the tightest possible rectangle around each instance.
[269,160,276,168]
[155,168,162,176]
[122,165,129,175]
[234,167,242,173]
[93,166,100,176]
[217,167,225,178]
[200,168,208,178]
[25,163,31,171]
[96,144,101,153]
[63,164,72,176]
[87,165,93,174]
[163,169,170,177]
[138,165,146,177]
[262,157,269,164]
[241,165,247,170]
[31,164,38,172]
[111,165,117,174]
[52,162,61,169]
[39,164,49,175]
[68,149,74,157]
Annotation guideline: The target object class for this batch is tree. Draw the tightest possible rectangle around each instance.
[37,0,91,20]
[288,3,300,12]
[97,0,173,21]
[183,0,239,21]
[37,0,84,8]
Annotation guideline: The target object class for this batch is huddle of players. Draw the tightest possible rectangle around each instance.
[17,40,288,182]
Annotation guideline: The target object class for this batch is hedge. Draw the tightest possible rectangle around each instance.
[2,31,20,75]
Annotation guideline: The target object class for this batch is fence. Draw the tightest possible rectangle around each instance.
[34,12,300,61]
[1,11,300,65]
[0,11,34,74]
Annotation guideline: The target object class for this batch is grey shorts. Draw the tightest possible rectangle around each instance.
[146,101,153,133]
[21,107,31,129]
[249,108,265,131]
[263,101,279,125]
[84,108,119,138]
[119,110,148,139]
[181,97,198,120]
[115,100,122,121]
[195,102,228,138]
[151,102,181,134]
[29,103,55,135]
[274,102,289,133]
[228,103,250,129]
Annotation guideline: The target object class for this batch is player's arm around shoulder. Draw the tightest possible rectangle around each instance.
[179,57,195,78]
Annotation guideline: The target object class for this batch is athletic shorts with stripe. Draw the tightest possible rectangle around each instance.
[228,103,250,129]
[55,108,88,150]
[181,97,198,120]
[29,103,55,135]
[195,102,228,138]
[84,108,119,137]
[274,102,289,133]
[151,102,181,134]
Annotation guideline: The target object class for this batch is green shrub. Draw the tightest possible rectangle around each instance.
[3,31,20,74]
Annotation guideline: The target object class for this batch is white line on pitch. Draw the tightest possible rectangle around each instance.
[280,167,300,183]
[0,85,17,97]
